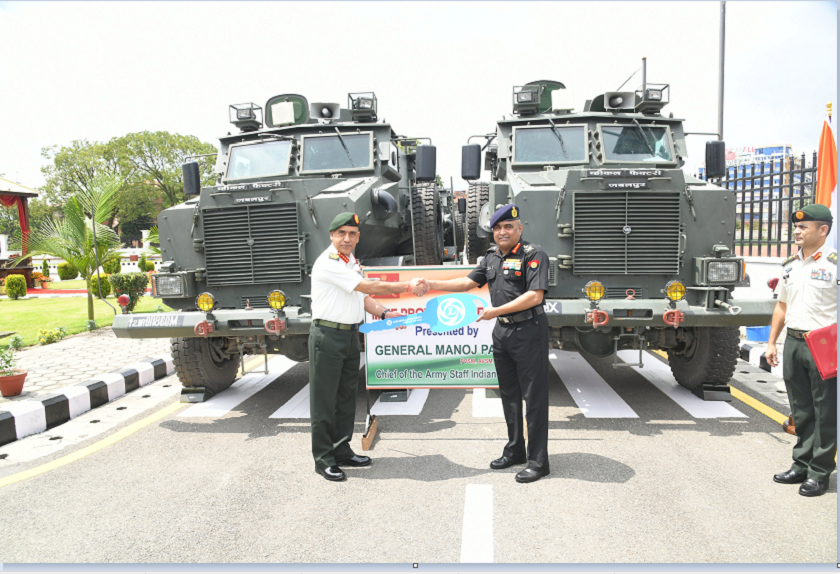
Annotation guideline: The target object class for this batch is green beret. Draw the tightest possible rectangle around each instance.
[329,212,360,232]
[791,204,833,224]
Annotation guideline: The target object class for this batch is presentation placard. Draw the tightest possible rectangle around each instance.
[363,266,499,389]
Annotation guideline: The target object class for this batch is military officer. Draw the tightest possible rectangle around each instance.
[766,203,837,497]
[420,205,551,482]
[309,212,426,481]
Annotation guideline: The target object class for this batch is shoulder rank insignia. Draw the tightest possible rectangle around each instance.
[782,254,796,265]
[329,253,340,260]
[829,253,837,264]
[523,244,535,253]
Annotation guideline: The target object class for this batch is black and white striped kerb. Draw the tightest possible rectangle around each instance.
[740,342,778,374]
[0,355,174,447]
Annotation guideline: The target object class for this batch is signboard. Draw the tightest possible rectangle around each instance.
[363,266,498,389]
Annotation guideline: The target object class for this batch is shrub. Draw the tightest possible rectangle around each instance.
[103,257,121,274]
[37,327,67,345]
[108,272,149,312]
[57,262,79,281]
[42,259,50,277]
[85,320,97,331]
[138,254,154,272]
[89,273,112,298]
[5,275,26,299]
[0,346,17,375]
[7,335,24,350]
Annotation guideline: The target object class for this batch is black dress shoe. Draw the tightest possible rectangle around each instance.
[799,479,829,497]
[515,466,550,483]
[490,455,527,470]
[315,465,346,481]
[773,469,808,484]
[336,454,371,467]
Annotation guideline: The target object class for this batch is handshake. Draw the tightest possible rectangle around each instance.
[408,277,431,297]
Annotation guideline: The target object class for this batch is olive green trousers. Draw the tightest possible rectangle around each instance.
[783,334,837,484]
[308,323,360,470]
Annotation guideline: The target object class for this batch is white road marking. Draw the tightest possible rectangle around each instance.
[180,356,297,418]
[616,351,747,418]
[550,350,638,418]
[269,383,311,419]
[460,484,494,563]
[472,388,504,418]
[371,389,430,415]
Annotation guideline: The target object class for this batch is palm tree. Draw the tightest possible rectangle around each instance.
[12,174,122,322]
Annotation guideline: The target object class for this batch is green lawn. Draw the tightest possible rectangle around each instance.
[0,296,173,348]
[45,279,89,289]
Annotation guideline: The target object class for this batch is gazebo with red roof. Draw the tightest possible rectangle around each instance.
[0,177,38,288]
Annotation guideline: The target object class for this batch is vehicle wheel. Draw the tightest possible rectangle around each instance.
[466,182,491,263]
[171,337,241,394]
[411,181,444,265]
[453,209,464,256]
[667,326,739,391]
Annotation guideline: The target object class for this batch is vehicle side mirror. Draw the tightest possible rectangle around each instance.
[183,162,201,196]
[462,144,481,181]
[415,145,436,182]
[705,140,726,179]
[458,197,466,214]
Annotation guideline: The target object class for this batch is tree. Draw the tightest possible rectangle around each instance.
[12,174,122,323]
[40,140,126,208]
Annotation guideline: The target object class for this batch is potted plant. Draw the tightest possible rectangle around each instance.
[0,345,26,397]
[32,271,51,289]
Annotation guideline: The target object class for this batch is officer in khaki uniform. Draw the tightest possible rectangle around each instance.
[767,204,837,497]
[309,212,426,481]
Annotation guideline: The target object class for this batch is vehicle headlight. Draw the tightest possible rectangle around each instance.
[516,91,534,103]
[665,280,686,302]
[267,290,287,310]
[584,281,605,302]
[196,292,215,312]
[708,261,740,283]
[152,274,183,296]
[645,89,662,101]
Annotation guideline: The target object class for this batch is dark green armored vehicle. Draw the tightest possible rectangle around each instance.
[113,92,445,397]
[461,76,775,394]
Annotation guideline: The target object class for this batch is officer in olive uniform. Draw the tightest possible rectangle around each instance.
[309,212,424,481]
[767,204,837,497]
[422,205,551,482]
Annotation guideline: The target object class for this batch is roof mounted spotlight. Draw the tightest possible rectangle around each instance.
[229,103,263,132]
[512,85,541,115]
[348,92,377,122]
[634,83,669,114]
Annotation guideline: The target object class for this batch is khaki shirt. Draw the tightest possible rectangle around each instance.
[310,245,367,324]
[777,246,837,331]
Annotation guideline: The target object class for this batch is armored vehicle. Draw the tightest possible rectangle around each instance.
[113,92,445,396]
[460,73,776,393]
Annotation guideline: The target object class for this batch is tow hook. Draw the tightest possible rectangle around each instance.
[715,299,742,316]
[663,309,685,328]
[194,320,215,337]
[585,309,610,328]
[265,317,287,335]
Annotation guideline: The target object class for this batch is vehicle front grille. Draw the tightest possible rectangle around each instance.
[605,286,643,299]
[573,191,681,275]
[203,203,301,286]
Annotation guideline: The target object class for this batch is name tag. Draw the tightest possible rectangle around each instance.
[811,269,832,281]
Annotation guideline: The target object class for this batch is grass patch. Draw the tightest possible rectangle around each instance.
[0,296,172,348]
[45,279,89,290]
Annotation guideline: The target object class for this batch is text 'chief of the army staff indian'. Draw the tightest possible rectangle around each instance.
[309,212,428,482]
[416,204,551,483]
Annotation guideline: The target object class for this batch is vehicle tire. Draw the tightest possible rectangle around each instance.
[466,182,491,263]
[171,337,241,394]
[453,209,464,255]
[411,181,444,265]
[667,326,739,391]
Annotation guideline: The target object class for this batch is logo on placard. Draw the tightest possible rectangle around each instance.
[437,297,466,327]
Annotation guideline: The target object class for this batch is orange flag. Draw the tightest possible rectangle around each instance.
[816,108,836,208]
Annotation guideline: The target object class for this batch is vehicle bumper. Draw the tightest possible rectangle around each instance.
[112,307,311,339]
[543,298,775,328]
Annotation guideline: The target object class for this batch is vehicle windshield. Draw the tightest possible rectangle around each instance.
[302,133,372,172]
[514,126,586,163]
[601,126,673,162]
[226,140,292,180]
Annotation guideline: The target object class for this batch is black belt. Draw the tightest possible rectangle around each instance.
[497,306,545,325]
[787,328,810,339]
[314,319,360,331]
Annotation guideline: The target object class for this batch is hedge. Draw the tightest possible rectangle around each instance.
[42,259,50,277]
[57,262,79,281]
[108,272,149,312]
[89,273,112,298]
[5,275,27,299]
[103,257,122,274]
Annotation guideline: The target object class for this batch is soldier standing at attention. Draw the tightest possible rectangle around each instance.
[309,212,427,481]
[766,204,837,497]
[419,205,551,483]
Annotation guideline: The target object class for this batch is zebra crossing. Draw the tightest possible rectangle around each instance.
[178,350,752,422]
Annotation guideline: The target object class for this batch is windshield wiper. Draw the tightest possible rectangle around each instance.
[334,128,355,168]
[546,117,568,159]
[632,119,656,157]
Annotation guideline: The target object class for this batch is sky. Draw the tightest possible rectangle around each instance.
[0,1,835,193]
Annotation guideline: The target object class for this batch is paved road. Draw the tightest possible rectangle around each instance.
[0,351,834,564]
